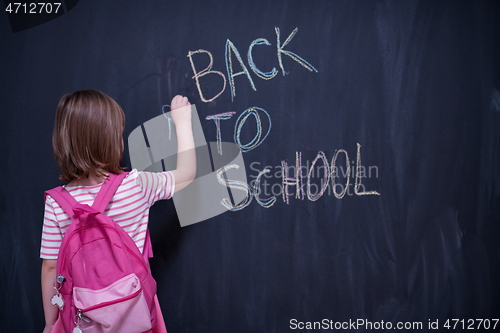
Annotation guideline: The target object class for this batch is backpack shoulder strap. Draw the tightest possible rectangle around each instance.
[92,172,128,213]
[45,186,79,219]
[45,172,128,218]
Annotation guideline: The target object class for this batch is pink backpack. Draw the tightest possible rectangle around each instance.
[46,173,157,333]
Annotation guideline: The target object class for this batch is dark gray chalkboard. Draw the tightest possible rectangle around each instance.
[1,1,499,332]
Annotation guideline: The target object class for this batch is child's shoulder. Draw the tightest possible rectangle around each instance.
[44,170,140,199]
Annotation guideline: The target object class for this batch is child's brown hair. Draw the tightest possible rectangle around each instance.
[53,89,125,181]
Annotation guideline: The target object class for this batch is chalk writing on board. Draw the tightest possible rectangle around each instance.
[306,151,330,201]
[184,26,380,212]
[331,149,350,199]
[247,38,278,80]
[206,112,236,155]
[354,143,380,196]
[206,107,272,155]
[234,107,272,153]
[217,164,253,211]
[161,104,174,140]
[225,39,257,101]
[215,143,380,211]
[187,49,227,103]
[275,27,318,75]
[253,168,277,208]
[281,152,305,204]
[280,144,380,205]
[188,27,318,103]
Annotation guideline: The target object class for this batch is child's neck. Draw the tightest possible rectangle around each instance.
[67,172,108,187]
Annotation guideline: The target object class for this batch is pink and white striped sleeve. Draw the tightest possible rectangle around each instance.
[40,195,63,259]
[136,171,176,206]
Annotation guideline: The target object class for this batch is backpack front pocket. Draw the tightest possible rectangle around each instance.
[73,273,152,333]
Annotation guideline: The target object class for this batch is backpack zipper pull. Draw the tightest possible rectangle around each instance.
[80,311,91,323]
[56,274,66,283]
[73,310,87,333]
[51,275,65,310]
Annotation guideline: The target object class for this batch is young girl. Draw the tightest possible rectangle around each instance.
[40,90,196,333]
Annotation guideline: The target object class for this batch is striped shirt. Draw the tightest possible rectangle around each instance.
[40,169,175,259]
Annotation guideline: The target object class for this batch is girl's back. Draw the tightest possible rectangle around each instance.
[41,170,174,259]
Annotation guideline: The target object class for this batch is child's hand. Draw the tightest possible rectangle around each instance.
[170,95,191,125]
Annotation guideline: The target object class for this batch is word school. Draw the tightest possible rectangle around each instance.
[216,143,380,211]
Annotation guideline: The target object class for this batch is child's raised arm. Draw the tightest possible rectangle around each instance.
[170,95,196,192]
